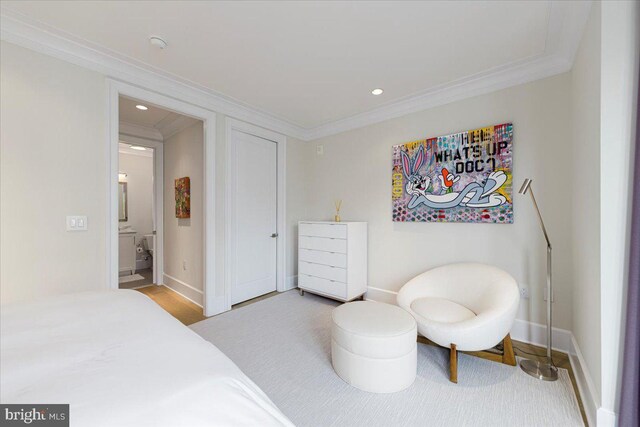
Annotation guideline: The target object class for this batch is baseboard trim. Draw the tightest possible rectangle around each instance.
[510,319,573,353]
[569,336,599,427]
[162,273,203,307]
[596,407,616,427]
[286,275,298,291]
[364,286,398,305]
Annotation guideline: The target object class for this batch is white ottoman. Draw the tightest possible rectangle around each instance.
[331,301,417,393]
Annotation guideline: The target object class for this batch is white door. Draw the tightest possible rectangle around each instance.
[231,130,278,304]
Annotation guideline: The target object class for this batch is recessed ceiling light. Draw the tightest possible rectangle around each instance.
[129,145,147,151]
[371,88,384,96]
[135,104,148,111]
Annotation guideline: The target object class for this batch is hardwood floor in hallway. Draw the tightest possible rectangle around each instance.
[135,285,279,326]
[136,285,206,326]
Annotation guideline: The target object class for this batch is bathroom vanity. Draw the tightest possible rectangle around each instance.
[119,230,137,275]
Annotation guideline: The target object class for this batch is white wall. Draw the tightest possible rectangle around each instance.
[163,122,204,305]
[569,1,602,419]
[0,41,107,303]
[119,151,154,268]
[599,1,639,425]
[0,40,277,312]
[286,137,311,284]
[298,74,574,329]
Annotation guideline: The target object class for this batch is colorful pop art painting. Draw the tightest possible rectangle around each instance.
[392,123,513,223]
[175,177,191,219]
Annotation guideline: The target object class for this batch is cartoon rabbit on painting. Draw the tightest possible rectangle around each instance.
[400,145,507,210]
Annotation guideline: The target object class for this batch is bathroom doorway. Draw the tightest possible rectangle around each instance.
[108,80,219,317]
[115,93,209,318]
[117,95,166,290]
[117,141,158,289]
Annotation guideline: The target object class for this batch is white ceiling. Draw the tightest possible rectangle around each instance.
[1,1,591,137]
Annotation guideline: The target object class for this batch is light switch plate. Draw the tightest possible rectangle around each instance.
[67,216,88,231]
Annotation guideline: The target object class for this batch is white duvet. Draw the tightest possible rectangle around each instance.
[0,290,293,427]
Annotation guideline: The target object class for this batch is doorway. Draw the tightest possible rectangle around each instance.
[117,141,157,290]
[108,80,221,317]
[116,95,206,313]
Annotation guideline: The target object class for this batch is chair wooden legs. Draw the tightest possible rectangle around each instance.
[448,334,513,383]
[502,333,516,366]
[449,344,458,383]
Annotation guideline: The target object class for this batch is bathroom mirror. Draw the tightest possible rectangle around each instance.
[118,182,128,222]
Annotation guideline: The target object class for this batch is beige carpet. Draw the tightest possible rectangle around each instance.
[191,291,583,427]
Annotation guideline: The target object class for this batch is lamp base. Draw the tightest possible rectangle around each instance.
[520,358,558,381]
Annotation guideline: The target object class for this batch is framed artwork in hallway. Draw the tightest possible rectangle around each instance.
[175,177,191,218]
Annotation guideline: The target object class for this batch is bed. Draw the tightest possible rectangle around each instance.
[0,290,293,427]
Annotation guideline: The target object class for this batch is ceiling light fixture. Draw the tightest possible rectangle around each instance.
[371,88,384,96]
[129,145,147,151]
[135,104,148,111]
[149,36,168,50]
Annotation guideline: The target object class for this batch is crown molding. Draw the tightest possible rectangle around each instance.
[0,8,308,140]
[155,114,200,140]
[120,116,198,142]
[119,121,163,142]
[1,1,591,142]
[305,53,571,140]
[305,1,592,140]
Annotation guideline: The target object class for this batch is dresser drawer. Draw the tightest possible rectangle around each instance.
[299,248,347,268]
[299,274,347,299]
[299,223,347,239]
[299,236,347,253]
[299,261,347,282]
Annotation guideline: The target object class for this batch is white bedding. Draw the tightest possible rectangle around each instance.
[0,290,293,427]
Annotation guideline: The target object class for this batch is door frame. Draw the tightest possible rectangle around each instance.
[225,118,287,310]
[107,79,222,316]
[117,135,163,286]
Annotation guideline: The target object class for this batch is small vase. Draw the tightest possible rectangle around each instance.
[334,214,341,222]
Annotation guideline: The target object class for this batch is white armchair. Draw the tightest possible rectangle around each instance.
[397,263,520,382]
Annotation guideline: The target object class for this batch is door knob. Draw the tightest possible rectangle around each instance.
[271,233,278,238]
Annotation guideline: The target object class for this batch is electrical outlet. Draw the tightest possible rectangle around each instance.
[182,260,187,271]
[316,145,324,155]
[519,285,530,299]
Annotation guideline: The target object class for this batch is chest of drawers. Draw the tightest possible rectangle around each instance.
[297,221,367,302]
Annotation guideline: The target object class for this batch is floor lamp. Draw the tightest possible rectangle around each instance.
[518,178,558,381]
